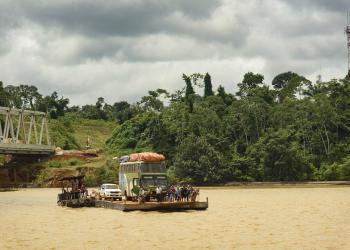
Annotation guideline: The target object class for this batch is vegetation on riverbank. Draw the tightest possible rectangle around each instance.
[35,118,117,187]
[1,71,350,185]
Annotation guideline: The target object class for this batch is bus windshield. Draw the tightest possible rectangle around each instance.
[141,175,168,187]
[155,176,167,186]
[141,176,155,187]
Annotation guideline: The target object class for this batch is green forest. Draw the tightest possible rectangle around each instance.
[1,70,350,184]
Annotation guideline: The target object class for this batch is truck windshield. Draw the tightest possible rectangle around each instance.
[105,184,118,189]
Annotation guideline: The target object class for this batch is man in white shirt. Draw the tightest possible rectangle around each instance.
[156,186,162,202]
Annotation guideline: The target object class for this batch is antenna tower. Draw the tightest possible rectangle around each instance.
[346,11,350,78]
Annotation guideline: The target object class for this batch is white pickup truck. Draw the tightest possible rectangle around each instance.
[99,183,123,201]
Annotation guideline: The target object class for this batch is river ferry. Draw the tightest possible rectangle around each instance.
[57,175,94,207]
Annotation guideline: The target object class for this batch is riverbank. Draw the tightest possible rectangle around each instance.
[2,181,350,190]
[201,181,350,188]
[0,187,18,192]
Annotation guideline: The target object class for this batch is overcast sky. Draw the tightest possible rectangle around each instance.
[0,0,349,105]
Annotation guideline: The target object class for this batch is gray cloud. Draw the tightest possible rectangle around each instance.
[0,0,349,105]
[11,0,221,36]
[281,0,350,12]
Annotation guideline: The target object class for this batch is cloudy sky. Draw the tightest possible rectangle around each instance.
[0,0,349,105]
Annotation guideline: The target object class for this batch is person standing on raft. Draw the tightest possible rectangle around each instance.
[156,186,162,202]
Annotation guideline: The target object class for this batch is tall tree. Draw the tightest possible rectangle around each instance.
[204,73,213,97]
[183,74,195,112]
[183,74,194,99]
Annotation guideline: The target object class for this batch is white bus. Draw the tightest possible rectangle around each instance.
[119,161,168,200]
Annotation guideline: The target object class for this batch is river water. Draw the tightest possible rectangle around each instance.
[0,187,349,249]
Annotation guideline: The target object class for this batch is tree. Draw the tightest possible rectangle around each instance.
[174,134,223,183]
[51,92,69,118]
[217,85,234,105]
[138,89,169,112]
[204,73,213,97]
[277,75,311,101]
[272,71,299,89]
[0,81,9,106]
[35,91,69,118]
[249,129,314,181]
[112,101,133,123]
[95,97,108,120]
[20,85,41,109]
[183,74,195,112]
[102,72,350,183]
[3,84,42,109]
[237,72,264,97]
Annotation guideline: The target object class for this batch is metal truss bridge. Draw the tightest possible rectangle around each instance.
[0,107,55,156]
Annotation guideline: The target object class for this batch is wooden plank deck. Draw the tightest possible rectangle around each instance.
[94,198,209,212]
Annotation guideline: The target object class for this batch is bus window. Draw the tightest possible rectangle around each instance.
[133,178,139,187]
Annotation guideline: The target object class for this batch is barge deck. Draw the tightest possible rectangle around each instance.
[94,198,209,212]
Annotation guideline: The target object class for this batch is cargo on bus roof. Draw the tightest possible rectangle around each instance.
[118,152,165,163]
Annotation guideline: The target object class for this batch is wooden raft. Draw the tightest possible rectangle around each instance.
[94,198,209,212]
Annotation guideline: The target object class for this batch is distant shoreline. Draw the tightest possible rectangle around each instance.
[1,181,350,191]
[197,181,350,189]
[0,187,19,192]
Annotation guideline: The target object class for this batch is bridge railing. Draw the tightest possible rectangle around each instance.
[0,107,51,146]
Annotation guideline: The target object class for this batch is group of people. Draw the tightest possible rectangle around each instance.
[167,184,198,202]
[137,184,199,203]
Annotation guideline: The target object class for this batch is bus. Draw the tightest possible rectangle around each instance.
[119,161,168,200]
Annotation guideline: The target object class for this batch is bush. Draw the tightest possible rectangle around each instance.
[318,157,350,181]
[84,174,99,187]
[79,165,119,187]
[67,158,83,166]
[48,161,62,168]
[34,168,51,187]
[49,118,80,150]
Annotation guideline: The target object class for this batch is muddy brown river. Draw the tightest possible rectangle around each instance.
[0,187,349,249]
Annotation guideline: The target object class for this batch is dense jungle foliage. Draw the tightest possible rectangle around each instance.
[1,70,350,183]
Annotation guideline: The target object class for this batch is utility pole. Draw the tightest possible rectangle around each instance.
[346,11,350,78]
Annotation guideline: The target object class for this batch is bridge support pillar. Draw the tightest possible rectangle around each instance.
[4,155,51,187]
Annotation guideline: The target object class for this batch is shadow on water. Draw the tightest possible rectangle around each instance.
[123,209,208,213]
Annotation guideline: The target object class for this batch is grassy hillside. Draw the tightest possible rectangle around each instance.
[48,117,117,151]
[70,118,117,151]
[31,118,119,187]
